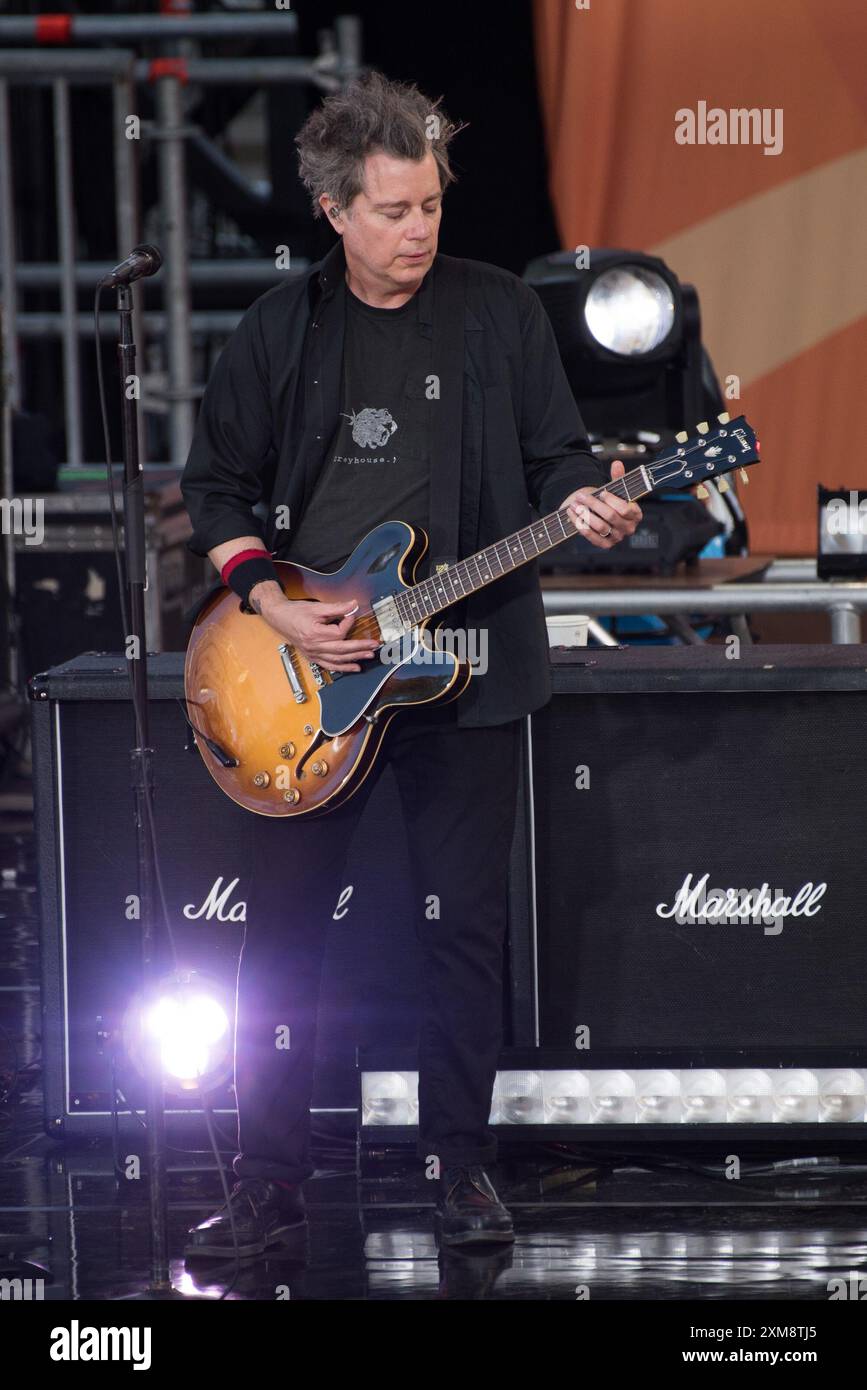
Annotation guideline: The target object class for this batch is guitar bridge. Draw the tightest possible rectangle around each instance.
[278,643,308,703]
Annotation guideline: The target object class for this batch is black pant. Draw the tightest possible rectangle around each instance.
[232,700,522,1184]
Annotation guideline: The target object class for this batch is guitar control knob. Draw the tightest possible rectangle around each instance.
[252,772,270,788]
[311,761,329,777]
[279,742,295,757]
[283,789,300,804]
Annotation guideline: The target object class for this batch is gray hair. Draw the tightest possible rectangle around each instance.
[295,69,465,219]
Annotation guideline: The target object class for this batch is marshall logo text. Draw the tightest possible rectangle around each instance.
[656,872,827,936]
[183,876,246,923]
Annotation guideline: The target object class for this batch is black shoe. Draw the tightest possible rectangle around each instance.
[434,1166,515,1247]
[184,1178,307,1261]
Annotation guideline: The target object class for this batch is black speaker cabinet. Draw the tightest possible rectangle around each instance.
[35,644,867,1143]
[517,645,867,1066]
[31,653,440,1137]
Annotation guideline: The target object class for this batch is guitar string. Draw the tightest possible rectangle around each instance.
[388,433,748,631]
[343,463,648,643]
[327,466,645,647]
[320,431,746,647]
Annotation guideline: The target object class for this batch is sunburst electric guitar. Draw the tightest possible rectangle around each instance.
[185,412,760,817]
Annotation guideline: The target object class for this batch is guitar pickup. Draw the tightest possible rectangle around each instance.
[372,594,407,644]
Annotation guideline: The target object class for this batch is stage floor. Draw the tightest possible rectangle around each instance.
[5,1115,867,1300]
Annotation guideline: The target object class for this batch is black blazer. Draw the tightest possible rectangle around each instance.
[180,237,605,726]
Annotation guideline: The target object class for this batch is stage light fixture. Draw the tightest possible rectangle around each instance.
[728,1068,773,1123]
[681,1069,727,1124]
[819,1068,866,1123]
[542,1069,590,1124]
[584,265,676,357]
[523,248,749,566]
[491,1069,545,1125]
[772,1069,819,1123]
[362,1070,418,1127]
[359,1061,867,1134]
[123,971,233,1095]
[522,249,696,438]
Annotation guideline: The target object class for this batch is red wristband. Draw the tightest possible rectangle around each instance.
[220,547,272,585]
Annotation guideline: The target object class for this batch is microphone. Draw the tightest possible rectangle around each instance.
[99,244,163,288]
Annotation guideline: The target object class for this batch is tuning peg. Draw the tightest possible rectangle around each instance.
[717,411,730,424]
[696,421,709,434]
[675,430,689,443]
[739,468,750,484]
[717,476,730,492]
[696,483,710,500]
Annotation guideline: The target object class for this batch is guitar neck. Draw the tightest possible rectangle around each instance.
[394,462,652,625]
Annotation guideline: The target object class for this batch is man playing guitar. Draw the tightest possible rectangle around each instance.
[181,69,640,1257]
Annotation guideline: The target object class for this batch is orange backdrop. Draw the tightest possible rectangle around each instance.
[533,0,867,554]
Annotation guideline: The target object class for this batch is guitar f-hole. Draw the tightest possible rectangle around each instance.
[295,729,329,779]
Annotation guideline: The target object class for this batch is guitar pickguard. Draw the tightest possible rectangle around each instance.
[317,627,459,736]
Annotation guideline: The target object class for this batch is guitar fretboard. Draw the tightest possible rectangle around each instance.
[393,463,650,626]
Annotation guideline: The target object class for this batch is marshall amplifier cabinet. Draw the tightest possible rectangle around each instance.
[514,645,867,1070]
[31,653,435,1137]
[35,645,867,1145]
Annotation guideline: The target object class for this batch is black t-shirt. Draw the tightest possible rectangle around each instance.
[285,282,432,571]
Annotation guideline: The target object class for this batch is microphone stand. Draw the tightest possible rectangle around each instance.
[115,279,171,1294]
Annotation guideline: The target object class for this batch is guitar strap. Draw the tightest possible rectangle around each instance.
[423,255,466,582]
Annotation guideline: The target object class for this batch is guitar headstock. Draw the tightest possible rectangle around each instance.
[647,413,760,499]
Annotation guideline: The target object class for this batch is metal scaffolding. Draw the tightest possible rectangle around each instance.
[0,12,363,475]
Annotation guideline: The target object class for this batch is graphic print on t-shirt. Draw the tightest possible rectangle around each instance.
[335,405,399,462]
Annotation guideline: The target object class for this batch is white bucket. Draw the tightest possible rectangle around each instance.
[545,614,590,648]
